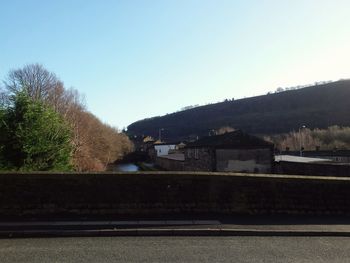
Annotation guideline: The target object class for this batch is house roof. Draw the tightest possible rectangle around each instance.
[154,143,176,147]
[185,130,273,149]
[281,150,350,157]
[153,141,184,146]
[275,155,332,163]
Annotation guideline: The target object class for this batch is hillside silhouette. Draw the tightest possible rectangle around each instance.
[127,80,350,141]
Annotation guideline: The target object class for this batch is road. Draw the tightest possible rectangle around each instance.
[0,236,350,262]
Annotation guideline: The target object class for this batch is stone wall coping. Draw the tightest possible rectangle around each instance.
[0,171,349,181]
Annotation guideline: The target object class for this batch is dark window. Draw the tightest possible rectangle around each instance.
[194,149,199,159]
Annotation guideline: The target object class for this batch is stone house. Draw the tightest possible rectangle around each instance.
[184,130,274,173]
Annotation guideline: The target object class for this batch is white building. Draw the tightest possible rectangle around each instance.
[154,143,176,156]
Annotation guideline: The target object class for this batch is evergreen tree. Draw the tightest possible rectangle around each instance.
[0,92,72,171]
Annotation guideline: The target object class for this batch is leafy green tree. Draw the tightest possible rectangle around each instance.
[0,92,73,171]
[2,64,133,171]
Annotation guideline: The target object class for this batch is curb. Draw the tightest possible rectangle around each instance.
[3,228,350,238]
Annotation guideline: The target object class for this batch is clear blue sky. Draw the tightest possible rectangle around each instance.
[1,0,349,129]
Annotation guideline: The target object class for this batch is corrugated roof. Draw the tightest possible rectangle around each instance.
[185,130,273,149]
[275,155,332,163]
[281,150,350,157]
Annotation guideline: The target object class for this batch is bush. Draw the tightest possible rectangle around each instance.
[0,93,72,171]
[3,64,133,171]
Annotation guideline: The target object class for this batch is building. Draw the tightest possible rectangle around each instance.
[156,153,185,171]
[274,155,350,177]
[281,150,350,163]
[275,155,332,163]
[184,130,274,173]
[131,135,155,152]
[154,143,177,157]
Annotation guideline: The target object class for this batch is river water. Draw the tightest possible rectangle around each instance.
[113,163,140,172]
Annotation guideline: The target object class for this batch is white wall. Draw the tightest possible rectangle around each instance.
[154,145,176,156]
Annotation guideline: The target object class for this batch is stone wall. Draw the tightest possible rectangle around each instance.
[184,148,215,171]
[1,172,350,217]
[216,148,272,173]
[184,147,273,173]
[274,161,350,177]
[156,157,184,171]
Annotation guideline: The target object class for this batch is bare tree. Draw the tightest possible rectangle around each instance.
[216,126,236,135]
[4,64,60,101]
[3,64,133,171]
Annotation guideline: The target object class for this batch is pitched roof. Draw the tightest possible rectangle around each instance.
[153,141,185,146]
[185,130,273,149]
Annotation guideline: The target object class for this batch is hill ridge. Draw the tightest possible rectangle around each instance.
[127,80,350,141]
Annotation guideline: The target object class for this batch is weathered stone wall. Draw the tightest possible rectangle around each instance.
[1,172,350,217]
[184,148,215,171]
[274,161,350,177]
[216,148,272,173]
[156,157,184,171]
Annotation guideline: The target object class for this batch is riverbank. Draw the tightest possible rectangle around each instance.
[116,151,149,164]
[137,162,159,171]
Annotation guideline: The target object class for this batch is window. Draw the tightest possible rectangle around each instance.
[194,148,199,159]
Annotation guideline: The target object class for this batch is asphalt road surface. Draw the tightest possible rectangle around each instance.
[1,236,350,262]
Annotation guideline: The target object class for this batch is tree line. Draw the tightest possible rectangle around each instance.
[265,126,350,151]
[0,64,132,171]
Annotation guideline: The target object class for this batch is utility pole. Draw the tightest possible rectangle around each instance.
[299,125,306,157]
[159,128,164,142]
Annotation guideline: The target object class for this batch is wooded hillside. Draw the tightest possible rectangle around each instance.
[127,80,350,141]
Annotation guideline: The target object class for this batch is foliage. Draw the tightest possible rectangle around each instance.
[3,64,133,171]
[0,93,72,171]
[265,126,350,151]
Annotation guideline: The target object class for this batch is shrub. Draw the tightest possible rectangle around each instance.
[0,93,72,171]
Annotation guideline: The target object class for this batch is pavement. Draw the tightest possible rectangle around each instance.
[2,217,350,238]
[2,236,350,262]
